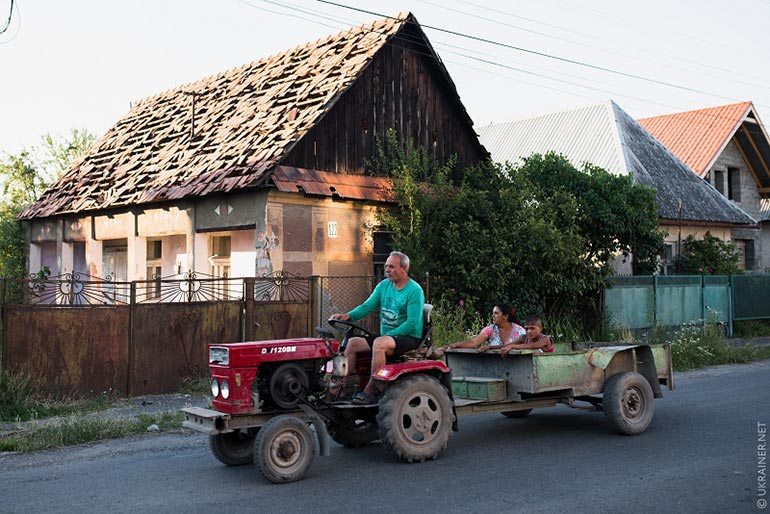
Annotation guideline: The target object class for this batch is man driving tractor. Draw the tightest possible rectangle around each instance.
[330,251,425,404]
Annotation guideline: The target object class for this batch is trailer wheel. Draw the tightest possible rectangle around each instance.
[377,374,454,463]
[603,371,655,435]
[501,409,532,418]
[254,415,316,483]
[209,429,257,466]
[326,418,379,448]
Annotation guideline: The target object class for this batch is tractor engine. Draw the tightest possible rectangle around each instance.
[207,337,339,415]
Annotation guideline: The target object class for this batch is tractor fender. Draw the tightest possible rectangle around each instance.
[371,360,451,383]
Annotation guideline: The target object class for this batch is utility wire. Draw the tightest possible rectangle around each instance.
[0,0,14,35]
[452,0,770,87]
[240,0,770,132]
[316,0,755,106]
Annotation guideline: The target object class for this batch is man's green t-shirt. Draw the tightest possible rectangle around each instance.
[347,278,424,339]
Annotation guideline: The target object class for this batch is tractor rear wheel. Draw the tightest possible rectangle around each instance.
[603,371,655,435]
[254,415,316,483]
[209,430,257,466]
[377,374,454,463]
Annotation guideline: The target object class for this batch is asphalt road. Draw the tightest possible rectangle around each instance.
[1,360,768,514]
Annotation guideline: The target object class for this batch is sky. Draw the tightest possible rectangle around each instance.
[2,0,770,155]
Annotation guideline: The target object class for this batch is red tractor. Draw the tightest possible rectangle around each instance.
[182,307,455,483]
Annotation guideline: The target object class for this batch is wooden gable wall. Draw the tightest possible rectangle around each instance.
[282,28,486,176]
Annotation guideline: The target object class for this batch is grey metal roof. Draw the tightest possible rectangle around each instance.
[477,101,756,225]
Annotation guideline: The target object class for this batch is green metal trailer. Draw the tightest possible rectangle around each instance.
[445,343,673,434]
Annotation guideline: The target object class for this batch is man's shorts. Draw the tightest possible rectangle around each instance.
[363,334,422,356]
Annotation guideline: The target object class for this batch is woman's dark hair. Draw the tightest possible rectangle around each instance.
[494,303,518,324]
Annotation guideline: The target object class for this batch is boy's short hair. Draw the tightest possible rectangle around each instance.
[523,314,543,327]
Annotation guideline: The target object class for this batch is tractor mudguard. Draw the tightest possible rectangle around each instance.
[371,360,451,382]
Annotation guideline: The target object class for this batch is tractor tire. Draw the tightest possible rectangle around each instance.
[209,430,257,466]
[326,418,379,448]
[254,415,316,483]
[501,409,532,418]
[603,371,655,435]
[377,374,454,463]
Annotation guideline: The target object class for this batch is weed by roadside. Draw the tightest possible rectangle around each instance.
[0,369,118,422]
[179,372,211,396]
[664,322,770,371]
[0,412,183,453]
[431,298,484,347]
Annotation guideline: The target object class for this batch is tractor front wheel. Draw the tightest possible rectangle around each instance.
[377,374,454,463]
[254,415,316,483]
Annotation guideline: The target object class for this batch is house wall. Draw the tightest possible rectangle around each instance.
[708,139,763,270]
[283,35,486,177]
[27,190,382,282]
[709,140,763,219]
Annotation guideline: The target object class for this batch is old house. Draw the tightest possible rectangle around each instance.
[639,102,770,271]
[19,12,487,283]
[477,101,756,274]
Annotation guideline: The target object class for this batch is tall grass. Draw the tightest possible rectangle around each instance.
[0,369,115,422]
[0,412,183,452]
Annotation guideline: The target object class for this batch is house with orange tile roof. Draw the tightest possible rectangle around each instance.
[478,101,757,275]
[640,102,770,271]
[18,13,487,283]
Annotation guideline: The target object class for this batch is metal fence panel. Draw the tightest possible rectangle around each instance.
[604,278,654,329]
[703,276,730,323]
[733,274,770,320]
[655,276,702,326]
[3,305,130,395]
[318,276,379,332]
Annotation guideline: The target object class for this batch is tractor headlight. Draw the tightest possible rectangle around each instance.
[209,347,229,366]
[211,378,220,397]
[221,379,230,399]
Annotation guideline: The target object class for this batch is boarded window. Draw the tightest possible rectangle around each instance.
[728,167,741,201]
[735,239,755,270]
[714,169,725,195]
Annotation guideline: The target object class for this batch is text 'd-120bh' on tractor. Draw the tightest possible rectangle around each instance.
[182,306,673,483]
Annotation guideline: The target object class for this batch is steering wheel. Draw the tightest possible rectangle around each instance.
[327,318,373,351]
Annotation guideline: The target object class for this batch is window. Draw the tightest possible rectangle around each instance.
[714,169,725,195]
[662,243,676,275]
[728,167,741,201]
[327,221,338,239]
[736,239,756,270]
[372,231,393,278]
[209,235,231,277]
[146,239,163,298]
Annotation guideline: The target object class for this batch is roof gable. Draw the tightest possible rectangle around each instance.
[638,102,752,176]
[21,13,415,219]
[477,101,756,226]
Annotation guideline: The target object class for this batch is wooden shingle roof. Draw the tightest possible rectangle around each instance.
[20,13,411,219]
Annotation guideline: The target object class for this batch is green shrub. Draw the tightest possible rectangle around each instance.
[431,298,484,347]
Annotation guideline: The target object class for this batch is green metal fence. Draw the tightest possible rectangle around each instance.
[604,274,770,334]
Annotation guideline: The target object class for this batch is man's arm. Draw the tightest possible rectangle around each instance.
[347,281,383,321]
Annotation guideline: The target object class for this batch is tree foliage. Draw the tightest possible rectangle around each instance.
[374,138,664,327]
[674,234,742,275]
[0,129,95,278]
